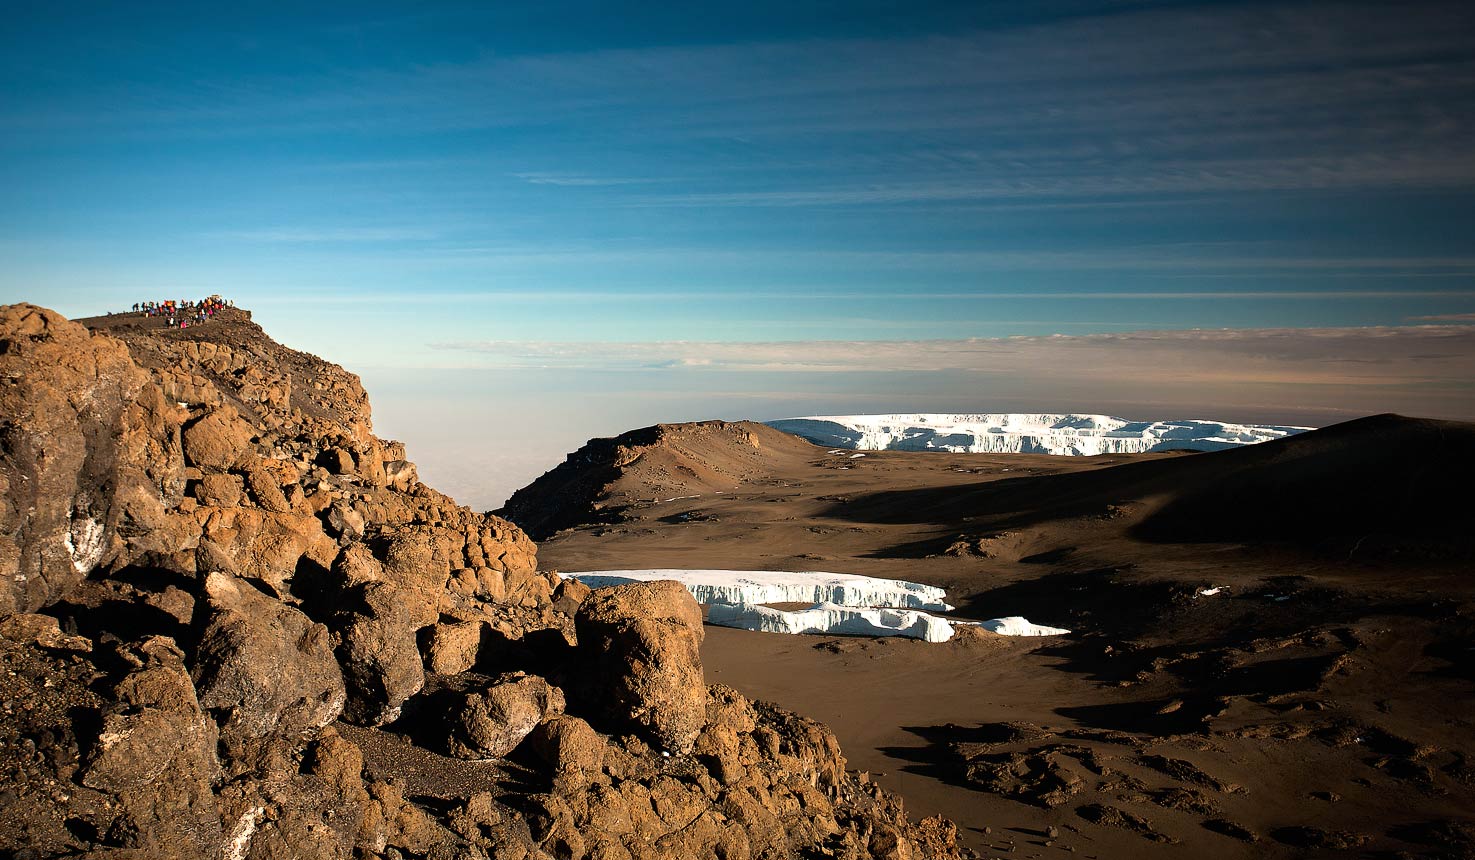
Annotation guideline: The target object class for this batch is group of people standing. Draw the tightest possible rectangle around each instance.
[133,296,232,329]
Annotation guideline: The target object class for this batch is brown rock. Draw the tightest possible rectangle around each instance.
[384,459,418,491]
[334,581,426,726]
[196,472,244,507]
[0,612,92,652]
[574,580,707,753]
[192,572,346,765]
[425,619,485,675]
[182,406,254,472]
[244,465,291,513]
[529,714,606,779]
[80,637,223,858]
[0,304,184,614]
[326,499,365,539]
[321,447,355,475]
[331,541,383,588]
[449,671,566,759]
[552,576,592,614]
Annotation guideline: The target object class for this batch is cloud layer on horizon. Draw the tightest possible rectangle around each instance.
[429,324,1475,422]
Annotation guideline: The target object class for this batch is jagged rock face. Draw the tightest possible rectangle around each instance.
[0,304,185,615]
[574,580,709,754]
[0,304,968,860]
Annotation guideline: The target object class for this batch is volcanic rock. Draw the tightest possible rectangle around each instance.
[332,581,425,726]
[528,714,606,780]
[182,406,255,473]
[80,636,223,859]
[573,580,707,754]
[192,571,346,764]
[0,304,183,615]
[448,671,566,759]
[424,619,486,676]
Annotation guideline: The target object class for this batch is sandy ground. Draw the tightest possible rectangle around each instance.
[531,422,1475,858]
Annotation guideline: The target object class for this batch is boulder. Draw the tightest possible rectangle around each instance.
[424,619,485,675]
[325,499,365,540]
[244,465,291,514]
[449,672,566,759]
[181,406,255,473]
[331,542,383,588]
[573,581,707,754]
[333,581,425,726]
[192,572,346,764]
[0,612,92,652]
[529,714,606,779]
[320,447,355,475]
[195,506,336,592]
[551,577,592,615]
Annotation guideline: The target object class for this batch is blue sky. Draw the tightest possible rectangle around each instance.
[3,1,1473,504]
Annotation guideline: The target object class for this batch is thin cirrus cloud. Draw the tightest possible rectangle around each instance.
[5,3,1470,191]
[207,228,440,243]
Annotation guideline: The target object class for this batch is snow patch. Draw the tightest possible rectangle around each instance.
[769,413,1311,456]
[978,616,1071,637]
[64,509,106,574]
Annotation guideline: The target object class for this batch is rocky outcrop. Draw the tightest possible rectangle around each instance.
[0,304,185,616]
[0,304,971,860]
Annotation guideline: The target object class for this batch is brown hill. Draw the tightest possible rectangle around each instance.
[499,419,821,539]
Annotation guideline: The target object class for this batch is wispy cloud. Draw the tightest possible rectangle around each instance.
[207,227,439,243]
[419,325,1475,423]
[511,172,651,187]
[6,2,1471,204]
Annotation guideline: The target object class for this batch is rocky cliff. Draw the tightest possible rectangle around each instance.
[0,304,968,860]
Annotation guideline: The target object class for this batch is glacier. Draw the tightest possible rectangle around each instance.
[705,602,1069,643]
[565,569,951,611]
[765,413,1311,455]
[564,569,1069,643]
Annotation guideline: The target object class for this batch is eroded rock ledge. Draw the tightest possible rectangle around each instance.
[0,304,970,860]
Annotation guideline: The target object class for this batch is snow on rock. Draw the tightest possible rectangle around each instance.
[565,569,1071,642]
[565,569,951,611]
[767,413,1311,456]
